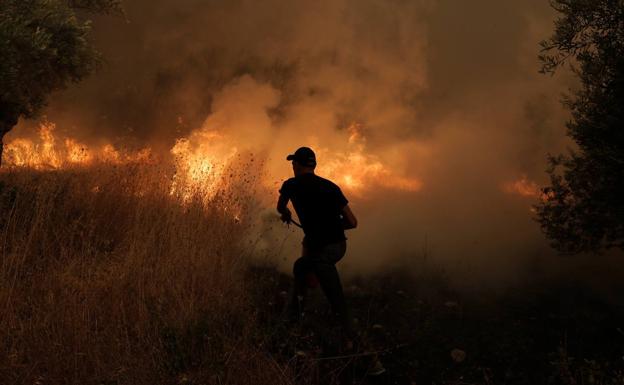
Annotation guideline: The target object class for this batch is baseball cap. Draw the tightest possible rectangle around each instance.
[286,147,316,167]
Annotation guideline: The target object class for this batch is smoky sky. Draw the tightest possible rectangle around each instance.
[12,0,623,287]
[40,0,567,151]
[35,0,561,138]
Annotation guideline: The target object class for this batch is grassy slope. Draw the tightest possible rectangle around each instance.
[1,166,623,385]
[0,165,292,385]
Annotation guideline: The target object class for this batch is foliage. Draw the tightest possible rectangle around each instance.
[536,0,624,253]
[0,0,121,126]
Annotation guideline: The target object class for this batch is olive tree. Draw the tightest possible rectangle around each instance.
[536,0,624,253]
[0,0,121,161]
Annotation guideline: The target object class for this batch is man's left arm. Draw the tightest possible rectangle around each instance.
[336,186,357,230]
[341,204,358,230]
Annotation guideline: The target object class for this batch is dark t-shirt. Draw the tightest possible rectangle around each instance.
[279,173,349,248]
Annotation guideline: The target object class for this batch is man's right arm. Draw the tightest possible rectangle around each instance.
[277,193,292,223]
[277,180,293,223]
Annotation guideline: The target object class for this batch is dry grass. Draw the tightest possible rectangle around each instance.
[0,161,293,385]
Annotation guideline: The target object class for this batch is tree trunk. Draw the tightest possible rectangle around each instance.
[0,117,18,166]
[0,128,7,166]
[0,126,8,166]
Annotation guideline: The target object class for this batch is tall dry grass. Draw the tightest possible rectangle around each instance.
[0,160,293,385]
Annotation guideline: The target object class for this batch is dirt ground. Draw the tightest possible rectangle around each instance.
[250,265,624,385]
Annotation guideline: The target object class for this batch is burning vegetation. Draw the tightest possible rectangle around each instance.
[2,120,425,201]
[501,176,541,198]
[2,122,153,168]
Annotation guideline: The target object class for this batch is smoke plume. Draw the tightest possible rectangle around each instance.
[8,0,623,287]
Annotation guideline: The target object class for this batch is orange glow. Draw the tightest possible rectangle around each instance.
[3,122,152,169]
[4,123,65,168]
[65,138,93,164]
[502,175,543,199]
[3,121,422,202]
[169,130,238,201]
[317,124,422,195]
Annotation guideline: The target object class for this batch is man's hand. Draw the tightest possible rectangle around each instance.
[280,209,292,224]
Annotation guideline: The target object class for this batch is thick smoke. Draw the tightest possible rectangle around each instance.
[10,0,623,286]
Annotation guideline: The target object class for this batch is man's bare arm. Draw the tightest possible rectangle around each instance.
[341,204,358,230]
[277,194,292,223]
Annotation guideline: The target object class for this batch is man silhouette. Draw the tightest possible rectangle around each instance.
[277,146,357,341]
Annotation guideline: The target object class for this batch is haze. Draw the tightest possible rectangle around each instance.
[8,0,621,288]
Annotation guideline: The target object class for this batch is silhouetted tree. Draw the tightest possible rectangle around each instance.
[0,0,121,162]
[536,0,624,253]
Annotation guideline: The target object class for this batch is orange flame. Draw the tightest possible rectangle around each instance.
[316,124,422,195]
[3,121,423,202]
[2,122,152,169]
[502,175,547,199]
[169,130,238,201]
